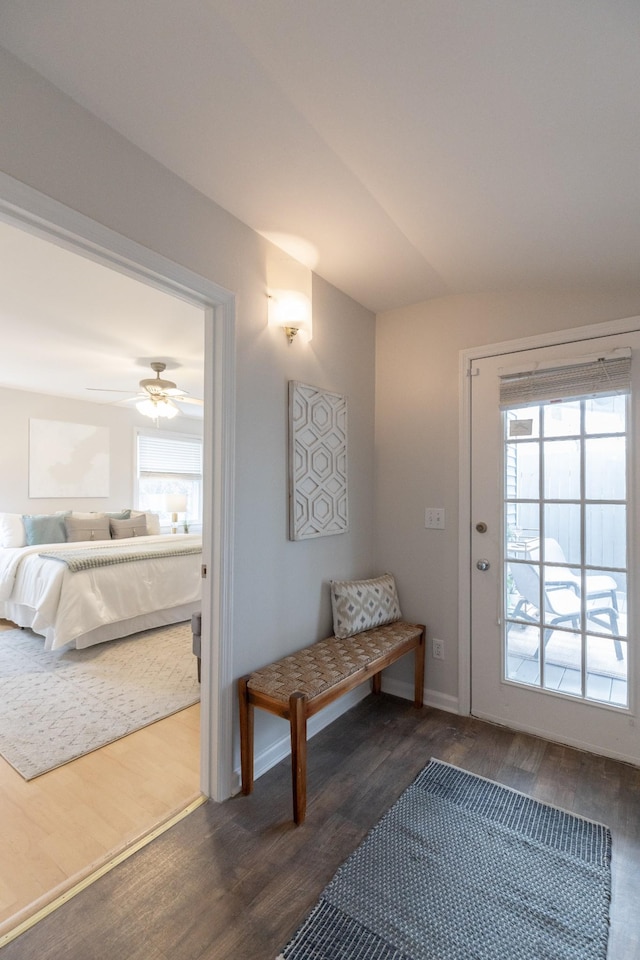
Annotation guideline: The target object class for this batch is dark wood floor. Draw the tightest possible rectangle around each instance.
[4,695,639,959]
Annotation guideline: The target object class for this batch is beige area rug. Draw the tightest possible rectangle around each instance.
[0,621,200,780]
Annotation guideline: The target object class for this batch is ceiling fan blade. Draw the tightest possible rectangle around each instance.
[174,396,204,406]
[163,387,188,397]
[86,387,134,393]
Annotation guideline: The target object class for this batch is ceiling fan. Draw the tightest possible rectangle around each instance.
[87,361,203,419]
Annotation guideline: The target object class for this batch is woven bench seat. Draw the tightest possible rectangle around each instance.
[247,621,423,703]
[238,619,425,824]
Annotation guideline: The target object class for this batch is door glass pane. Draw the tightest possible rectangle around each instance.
[585,395,625,434]
[543,505,581,564]
[506,407,540,439]
[586,635,628,706]
[505,441,539,501]
[585,504,626,568]
[544,439,580,498]
[585,436,626,499]
[505,506,539,557]
[584,570,626,639]
[505,620,541,686]
[506,562,541,623]
[543,629,582,697]
[543,401,580,437]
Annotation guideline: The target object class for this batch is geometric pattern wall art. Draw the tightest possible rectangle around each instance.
[288,381,348,540]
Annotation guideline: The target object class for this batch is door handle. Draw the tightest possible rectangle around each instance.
[476,559,490,571]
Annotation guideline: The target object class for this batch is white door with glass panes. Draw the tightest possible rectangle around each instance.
[470,332,639,764]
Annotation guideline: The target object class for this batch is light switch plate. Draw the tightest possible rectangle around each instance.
[425,508,445,529]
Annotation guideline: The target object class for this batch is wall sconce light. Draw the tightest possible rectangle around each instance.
[268,290,313,344]
[163,493,187,534]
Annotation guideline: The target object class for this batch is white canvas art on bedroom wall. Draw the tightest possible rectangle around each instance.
[29,418,110,498]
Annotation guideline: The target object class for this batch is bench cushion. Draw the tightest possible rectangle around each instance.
[330,573,402,639]
[247,621,421,703]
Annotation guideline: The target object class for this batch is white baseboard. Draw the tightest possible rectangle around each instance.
[231,685,370,793]
[381,676,460,714]
[232,680,460,793]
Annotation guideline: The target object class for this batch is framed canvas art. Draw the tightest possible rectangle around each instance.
[29,419,110,498]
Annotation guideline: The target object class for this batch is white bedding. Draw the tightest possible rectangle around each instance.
[0,533,202,650]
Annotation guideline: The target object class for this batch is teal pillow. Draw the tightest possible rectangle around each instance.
[105,510,131,519]
[23,513,69,546]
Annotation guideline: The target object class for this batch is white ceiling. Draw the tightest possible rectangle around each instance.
[0,220,205,414]
[1,1,640,316]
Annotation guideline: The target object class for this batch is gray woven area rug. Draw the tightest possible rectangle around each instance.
[0,622,200,779]
[278,759,612,960]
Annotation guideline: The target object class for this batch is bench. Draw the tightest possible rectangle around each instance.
[238,618,425,824]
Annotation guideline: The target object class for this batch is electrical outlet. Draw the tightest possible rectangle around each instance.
[425,508,445,529]
[432,638,445,660]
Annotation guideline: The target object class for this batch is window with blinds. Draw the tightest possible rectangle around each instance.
[136,431,203,529]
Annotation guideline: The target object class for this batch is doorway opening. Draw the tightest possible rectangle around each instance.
[0,173,235,937]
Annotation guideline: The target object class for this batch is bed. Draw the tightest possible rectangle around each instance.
[0,533,202,651]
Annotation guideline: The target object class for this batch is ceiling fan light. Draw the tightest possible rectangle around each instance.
[159,401,179,420]
[136,397,179,420]
[136,398,159,418]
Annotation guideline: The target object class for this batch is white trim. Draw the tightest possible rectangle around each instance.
[381,676,460,714]
[0,171,236,803]
[458,314,640,721]
[0,172,235,307]
[204,297,236,802]
[472,708,640,768]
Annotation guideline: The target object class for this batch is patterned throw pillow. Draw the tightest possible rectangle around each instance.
[330,574,402,639]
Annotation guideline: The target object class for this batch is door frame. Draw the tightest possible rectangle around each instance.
[458,314,640,726]
[0,171,236,802]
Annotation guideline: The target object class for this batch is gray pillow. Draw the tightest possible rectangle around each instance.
[110,516,148,539]
[65,516,111,542]
[23,513,69,546]
[330,574,402,639]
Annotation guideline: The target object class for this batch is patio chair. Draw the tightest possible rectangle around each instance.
[526,538,619,610]
[509,561,623,660]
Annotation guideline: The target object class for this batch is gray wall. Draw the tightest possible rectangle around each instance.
[0,48,376,771]
[375,290,640,708]
[0,385,202,516]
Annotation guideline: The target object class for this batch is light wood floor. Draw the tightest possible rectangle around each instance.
[0,620,201,939]
[2,694,638,960]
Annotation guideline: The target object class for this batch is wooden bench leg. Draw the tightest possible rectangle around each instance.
[414,627,426,708]
[289,692,308,825]
[238,675,254,795]
[371,671,382,695]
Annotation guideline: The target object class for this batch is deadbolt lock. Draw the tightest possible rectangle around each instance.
[475,522,488,533]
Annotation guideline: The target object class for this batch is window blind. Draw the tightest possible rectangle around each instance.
[138,434,202,475]
[499,355,631,410]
